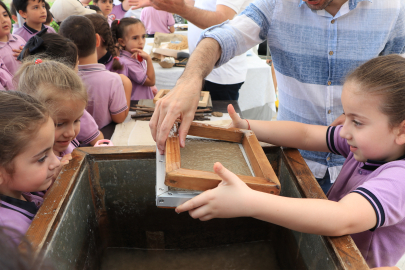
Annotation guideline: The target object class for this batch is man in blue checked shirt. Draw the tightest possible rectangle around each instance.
[148,0,405,193]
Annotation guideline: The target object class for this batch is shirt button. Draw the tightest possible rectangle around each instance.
[328,110,331,114]
[329,51,334,56]
[359,170,362,175]
[326,157,330,161]
[328,81,332,86]
[331,19,335,24]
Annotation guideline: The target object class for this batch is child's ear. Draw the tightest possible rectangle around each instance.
[95,33,101,48]
[118,38,125,48]
[18,10,28,20]
[11,15,18,22]
[395,120,405,145]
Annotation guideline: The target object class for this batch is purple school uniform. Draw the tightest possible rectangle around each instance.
[0,33,26,75]
[0,59,14,90]
[98,51,125,73]
[76,110,101,145]
[109,4,127,21]
[13,23,55,46]
[140,7,175,35]
[57,138,79,160]
[118,50,153,100]
[78,64,128,128]
[0,193,44,244]
[326,125,405,268]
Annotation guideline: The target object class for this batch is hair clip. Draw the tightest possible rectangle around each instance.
[113,57,120,60]
[34,58,42,64]
[117,19,120,25]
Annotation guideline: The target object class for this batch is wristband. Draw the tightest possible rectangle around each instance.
[245,119,250,130]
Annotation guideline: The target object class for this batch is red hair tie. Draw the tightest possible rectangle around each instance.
[113,57,119,60]
[117,19,120,25]
[34,58,42,64]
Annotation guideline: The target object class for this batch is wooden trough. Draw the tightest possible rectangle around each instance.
[21,146,369,269]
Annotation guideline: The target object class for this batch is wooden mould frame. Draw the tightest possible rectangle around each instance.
[163,122,280,197]
[153,89,210,107]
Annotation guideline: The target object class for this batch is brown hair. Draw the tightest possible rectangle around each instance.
[0,1,12,18]
[45,1,52,24]
[85,13,123,70]
[346,54,405,128]
[0,91,49,173]
[111,17,144,50]
[21,33,78,69]
[59,15,96,58]
[15,59,87,115]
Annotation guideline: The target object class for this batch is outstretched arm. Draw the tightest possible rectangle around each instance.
[176,162,377,236]
[149,38,221,154]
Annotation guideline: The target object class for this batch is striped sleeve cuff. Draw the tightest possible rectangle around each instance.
[326,126,340,155]
[111,105,128,115]
[81,130,101,145]
[352,187,385,231]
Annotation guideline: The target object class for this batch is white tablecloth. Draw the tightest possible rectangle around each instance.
[145,38,277,121]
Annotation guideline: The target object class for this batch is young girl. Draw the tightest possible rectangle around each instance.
[0,1,26,75]
[176,55,405,269]
[0,91,60,243]
[93,0,113,22]
[15,59,88,159]
[109,0,130,21]
[0,58,14,90]
[18,32,105,146]
[111,17,155,100]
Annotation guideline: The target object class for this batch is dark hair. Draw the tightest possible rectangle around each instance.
[85,13,123,70]
[45,1,52,24]
[0,91,49,173]
[346,54,405,128]
[20,33,78,68]
[111,17,144,50]
[86,5,102,13]
[0,2,12,18]
[12,0,45,13]
[59,15,96,58]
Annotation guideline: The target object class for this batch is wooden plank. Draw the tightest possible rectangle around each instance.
[77,146,156,161]
[165,124,181,173]
[21,149,87,258]
[282,148,369,270]
[187,122,244,143]
[166,168,280,195]
[242,131,280,187]
[153,89,170,104]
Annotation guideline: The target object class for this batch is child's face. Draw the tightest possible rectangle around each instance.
[19,0,46,25]
[53,99,85,155]
[95,0,113,17]
[120,23,146,52]
[0,6,11,40]
[0,117,59,195]
[339,81,405,162]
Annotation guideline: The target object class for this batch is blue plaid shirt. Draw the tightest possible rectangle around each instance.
[200,0,405,181]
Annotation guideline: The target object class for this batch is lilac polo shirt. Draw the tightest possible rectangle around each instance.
[78,63,128,128]
[0,59,14,90]
[76,110,101,145]
[140,7,175,35]
[98,51,125,73]
[326,125,405,268]
[57,138,80,160]
[0,193,44,244]
[0,33,26,75]
[109,4,127,21]
[13,23,55,46]
[118,50,153,100]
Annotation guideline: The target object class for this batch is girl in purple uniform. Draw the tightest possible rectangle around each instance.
[111,17,155,100]
[0,91,60,243]
[176,55,405,269]
[15,59,88,160]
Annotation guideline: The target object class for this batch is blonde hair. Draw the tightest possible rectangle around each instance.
[0,91,49,173]
[346,54,405,128]
[14,59,87,113]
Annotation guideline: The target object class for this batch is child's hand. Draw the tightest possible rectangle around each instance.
[175,162,255,221]
[13,45,24,59]
[151,85,158,96]
[228,104,248,129]
[52,154,72,183]
[131,49,149,62]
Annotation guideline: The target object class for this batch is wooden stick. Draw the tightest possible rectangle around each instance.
[131,113,154,118]
[130,107,155,112]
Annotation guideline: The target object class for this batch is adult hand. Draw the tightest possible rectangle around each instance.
[330,113,345,126]
[149,81,201,154]
[175,162,255,221]
[128,0,151,9]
